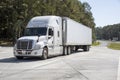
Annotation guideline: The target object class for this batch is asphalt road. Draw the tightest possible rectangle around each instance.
[0,41,120,80]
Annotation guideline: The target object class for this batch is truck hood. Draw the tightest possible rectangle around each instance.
[18,36,47,41]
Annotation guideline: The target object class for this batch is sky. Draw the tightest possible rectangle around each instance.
[80,0,120,27]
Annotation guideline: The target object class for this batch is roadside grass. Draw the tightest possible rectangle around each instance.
[0,40,13,46]
[92,41,100,46]
[107,42,120,50]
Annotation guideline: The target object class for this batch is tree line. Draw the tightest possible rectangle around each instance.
[0,0,95,42]
[95,23,120,41]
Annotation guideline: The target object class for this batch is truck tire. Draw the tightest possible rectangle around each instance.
[86,46,90,51]
[83,45,89,51]
[67,47,71,55]
[41,47,48,60]
[63,47,67,55]
[16,56,24,60]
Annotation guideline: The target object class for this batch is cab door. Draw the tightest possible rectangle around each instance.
[53,27,63,55]
[48,27,55,55]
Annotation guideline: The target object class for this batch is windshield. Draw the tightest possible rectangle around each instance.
[24,27,47,36]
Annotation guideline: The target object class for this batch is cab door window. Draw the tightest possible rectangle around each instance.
[48,28,54,39]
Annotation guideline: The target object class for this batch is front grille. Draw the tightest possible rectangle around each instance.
[17,40,33,50]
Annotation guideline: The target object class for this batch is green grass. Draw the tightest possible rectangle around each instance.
[0,41,13,46]
[92,41,100,46]
[108,43,120,50]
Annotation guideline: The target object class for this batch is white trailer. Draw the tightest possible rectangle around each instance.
[62,17,92,55]
[13,16,92,59]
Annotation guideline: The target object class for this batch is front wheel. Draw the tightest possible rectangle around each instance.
[41,47,48,60]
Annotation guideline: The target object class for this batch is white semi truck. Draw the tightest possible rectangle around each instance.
[14,16,92,59]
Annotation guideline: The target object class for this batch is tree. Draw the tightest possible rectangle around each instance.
[0,0,96,42]
[95,23,120,41]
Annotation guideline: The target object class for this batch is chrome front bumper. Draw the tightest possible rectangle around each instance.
[14,49,43,57]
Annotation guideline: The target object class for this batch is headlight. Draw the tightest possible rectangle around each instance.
[34,44,41,50]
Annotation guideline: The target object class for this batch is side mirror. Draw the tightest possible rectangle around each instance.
[37,34,41,42]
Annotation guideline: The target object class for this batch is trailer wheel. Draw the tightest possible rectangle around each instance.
[16,56,24,60]
[41,47,48,60]
[83,46,89,51]
[87,46,90,51]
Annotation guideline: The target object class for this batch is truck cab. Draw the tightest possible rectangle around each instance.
[14,16,63,59]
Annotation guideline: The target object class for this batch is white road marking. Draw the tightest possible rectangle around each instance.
[117,57,120,80]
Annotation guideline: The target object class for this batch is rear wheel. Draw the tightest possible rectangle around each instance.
[63,47,67,55]
[67,47,71,55]
[41,47,48,60]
